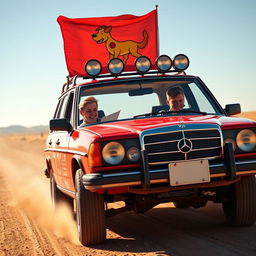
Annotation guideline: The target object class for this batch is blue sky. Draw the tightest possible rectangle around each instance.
[0,0,255,127]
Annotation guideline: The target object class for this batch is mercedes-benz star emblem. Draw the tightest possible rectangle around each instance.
[177,138,192,153]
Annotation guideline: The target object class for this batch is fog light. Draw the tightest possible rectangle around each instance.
[135,56,151,74]
[224,138,236,151]
[85,59,102,77]
[156,55,172,73]
[127,147,140,162]
[108,58,124,76]
[173,54,190,71]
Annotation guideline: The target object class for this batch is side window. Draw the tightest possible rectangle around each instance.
[65,93,74,123]
[54,92,74,120]
[54,98,64,119]
[58,95,70,118]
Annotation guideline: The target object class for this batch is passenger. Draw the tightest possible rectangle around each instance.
[79,96,99,125]
[166,86,185,111]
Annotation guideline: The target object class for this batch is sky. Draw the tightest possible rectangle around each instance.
[0,0,255,127]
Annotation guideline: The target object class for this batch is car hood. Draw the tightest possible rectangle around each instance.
[81,115,256,140]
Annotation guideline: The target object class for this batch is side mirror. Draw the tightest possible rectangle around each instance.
[50,118,72,132]
[224,103,241,116]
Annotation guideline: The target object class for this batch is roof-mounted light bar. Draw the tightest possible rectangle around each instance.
[83,54,190,78]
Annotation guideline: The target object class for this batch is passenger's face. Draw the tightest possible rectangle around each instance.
[166,93,185,111]
[80,102,98,124]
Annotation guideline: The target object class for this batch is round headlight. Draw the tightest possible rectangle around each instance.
[85,59,102,77]
[173,54,190,71]
[156,55,172,73]
[135,56,151,74]
[224,138,236,151]
[107,58,124,76]
[127,147,140,162]
[236,129,256,152]
[102,142,125,165]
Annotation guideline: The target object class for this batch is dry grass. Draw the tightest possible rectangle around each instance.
[0,132,47,155]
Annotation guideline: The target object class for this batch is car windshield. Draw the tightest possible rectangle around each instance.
[78,77,223,125]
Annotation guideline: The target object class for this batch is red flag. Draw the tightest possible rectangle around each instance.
[57,10,159,77]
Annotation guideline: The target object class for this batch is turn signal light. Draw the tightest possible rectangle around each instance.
[88,142,102,167]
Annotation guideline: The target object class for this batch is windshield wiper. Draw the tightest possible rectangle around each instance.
[160,109,208,115]
[134,109,208,118]
[133,112,158,118]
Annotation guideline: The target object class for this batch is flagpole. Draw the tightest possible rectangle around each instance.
[155,4,160,57]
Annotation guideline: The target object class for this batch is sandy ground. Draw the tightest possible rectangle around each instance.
[235,111,256,120]
[0,112,256,256]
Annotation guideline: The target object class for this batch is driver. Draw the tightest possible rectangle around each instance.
[166,86,185,111]
[79,96,99,125]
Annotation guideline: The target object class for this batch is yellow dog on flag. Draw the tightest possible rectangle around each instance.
[92,26,148,64]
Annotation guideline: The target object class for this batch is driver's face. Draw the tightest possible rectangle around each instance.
[166,93,185,111]
[80,102,98,124]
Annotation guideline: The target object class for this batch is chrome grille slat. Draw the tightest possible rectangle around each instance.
[190,146,221,151]
[190,136,221,141]
[145,139,181,146]
[148,150,181,155]
[147,146,221,156]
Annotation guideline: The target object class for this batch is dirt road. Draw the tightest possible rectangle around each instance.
[0,134,255,256]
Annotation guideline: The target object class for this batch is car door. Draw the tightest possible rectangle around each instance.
[46,96,64,183]
[50,91,74,189]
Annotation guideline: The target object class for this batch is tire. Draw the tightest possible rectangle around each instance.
[50,171,73,210]
[222,175,256,226]
[75,169,106,246]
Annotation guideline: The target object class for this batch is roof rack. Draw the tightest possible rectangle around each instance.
[61,75,77,93]
[61,70,187,94]
[61,54,189,94]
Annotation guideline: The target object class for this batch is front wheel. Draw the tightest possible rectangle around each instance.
[50,171,73,209]
[75,169,106,246]
[222,175,256,226]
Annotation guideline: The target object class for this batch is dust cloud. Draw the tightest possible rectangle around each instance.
[0,135,79,244]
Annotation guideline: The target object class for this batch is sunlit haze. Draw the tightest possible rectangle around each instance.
[0,0,255,127]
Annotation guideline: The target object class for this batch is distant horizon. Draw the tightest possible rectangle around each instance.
[0,124,48,134]
[0,124,49,128]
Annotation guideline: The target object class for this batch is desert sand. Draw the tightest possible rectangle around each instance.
[235,111,256,120]
[0,112,256,256]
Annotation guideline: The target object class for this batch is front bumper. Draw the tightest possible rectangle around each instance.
[82,143,256,190]
[83,158,256,190]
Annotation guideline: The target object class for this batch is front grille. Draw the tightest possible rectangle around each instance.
[143,128,222,165]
